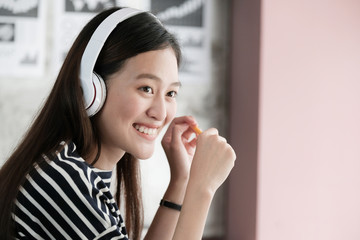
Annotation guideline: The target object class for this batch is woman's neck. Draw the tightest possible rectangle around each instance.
[86,142,125,170]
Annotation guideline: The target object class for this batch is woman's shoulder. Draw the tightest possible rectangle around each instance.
[20,141,104,196]
[49,141,113,188]
[51,141,88,170]
[26,141,87,184]
[17,140,114,212]
[14,141,124,239]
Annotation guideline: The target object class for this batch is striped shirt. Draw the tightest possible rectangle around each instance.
[13,141,128,239]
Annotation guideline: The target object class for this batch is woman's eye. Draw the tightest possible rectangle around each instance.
[167,91,177,98]
[139,86,153,94]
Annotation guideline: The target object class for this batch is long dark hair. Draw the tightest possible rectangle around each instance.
[0,7,181,240]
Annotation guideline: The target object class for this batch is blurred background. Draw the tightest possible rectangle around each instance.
[0,0,359,239]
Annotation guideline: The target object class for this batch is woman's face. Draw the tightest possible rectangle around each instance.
[97,47,179,162]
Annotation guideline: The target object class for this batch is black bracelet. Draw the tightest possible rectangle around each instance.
[160,199,182,211]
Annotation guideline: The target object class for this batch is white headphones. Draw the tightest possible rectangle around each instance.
[80,8,144,116]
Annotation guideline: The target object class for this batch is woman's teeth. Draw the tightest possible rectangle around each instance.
[135,125,157,135]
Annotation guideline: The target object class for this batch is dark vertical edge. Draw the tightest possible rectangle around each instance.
[226,0,261,239]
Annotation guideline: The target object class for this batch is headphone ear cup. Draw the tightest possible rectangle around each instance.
[86,72,107,117]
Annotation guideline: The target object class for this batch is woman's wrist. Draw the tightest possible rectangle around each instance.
[160,199,182,211]
[163,177,189,205]
[171,177,214,240]
[186,176,217,199]
[169,167,190,182]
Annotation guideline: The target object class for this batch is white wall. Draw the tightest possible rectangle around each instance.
[258,0,360,239]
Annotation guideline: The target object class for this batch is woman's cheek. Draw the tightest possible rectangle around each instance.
[166,102,177,124]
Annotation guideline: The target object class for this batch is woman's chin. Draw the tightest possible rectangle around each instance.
[132,149,155,160]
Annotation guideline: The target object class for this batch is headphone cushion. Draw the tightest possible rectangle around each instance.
[86,72,107,116]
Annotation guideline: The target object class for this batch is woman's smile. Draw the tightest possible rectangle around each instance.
[133,123,160,139]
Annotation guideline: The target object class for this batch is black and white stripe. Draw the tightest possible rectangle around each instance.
[13,141,128,239]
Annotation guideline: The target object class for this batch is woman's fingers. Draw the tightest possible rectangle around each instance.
[170,124,191,146]
[169,115,197,127]
[188,138,197,149]
[182,127,196,141]
[162,116,197,142]
[162,116,199,145]
[199,127,218,137]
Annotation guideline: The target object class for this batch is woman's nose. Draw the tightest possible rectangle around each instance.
[146,96,167,121]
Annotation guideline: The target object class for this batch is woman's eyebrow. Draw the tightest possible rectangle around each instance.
[136,73,182,87]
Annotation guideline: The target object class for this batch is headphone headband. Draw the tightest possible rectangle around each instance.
[80,8,144,113]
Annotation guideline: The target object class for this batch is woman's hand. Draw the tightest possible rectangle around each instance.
[171,128,236,240]
[161,116,199,182]
[189,128,237,194]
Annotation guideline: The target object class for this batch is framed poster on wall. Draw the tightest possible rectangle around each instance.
[0,0,46,77]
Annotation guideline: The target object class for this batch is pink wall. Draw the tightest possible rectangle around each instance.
[257,0,360,239]
[228,0,360,239]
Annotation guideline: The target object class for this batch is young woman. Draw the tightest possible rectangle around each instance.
[0,7,236,239]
